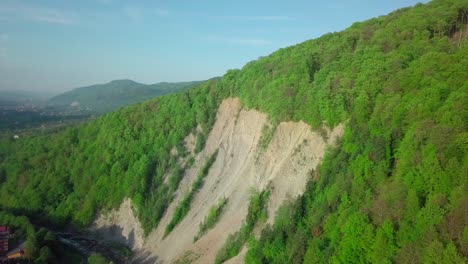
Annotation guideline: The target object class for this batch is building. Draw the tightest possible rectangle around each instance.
[0,226,9,255]
[6,242,26,260]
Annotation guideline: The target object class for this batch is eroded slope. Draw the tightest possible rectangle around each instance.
[94,98,342,263]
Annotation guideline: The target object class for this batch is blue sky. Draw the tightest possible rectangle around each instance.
[0,0,428,93]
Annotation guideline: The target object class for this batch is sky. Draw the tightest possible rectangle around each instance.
[0,0,428,93]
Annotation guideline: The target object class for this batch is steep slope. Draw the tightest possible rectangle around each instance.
[48,79,203,113]
[0,0,466,263]
[145,98,341,263]
[92,98,342,263]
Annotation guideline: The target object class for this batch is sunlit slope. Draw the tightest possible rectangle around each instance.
[0,0,466,262]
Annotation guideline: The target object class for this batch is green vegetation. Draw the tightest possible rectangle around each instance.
[194,197,228,242]
[258,124,276,150]
[165,151,219,236]
[0,80,226,235]
[0,211,64,263]
[0,0,466,261]
[215,189,270,264]
[87,253,108,264]
[194,132,207,153]
[238,1,468,262]
[48,79,203,114]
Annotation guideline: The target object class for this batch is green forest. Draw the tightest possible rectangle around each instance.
[0,0,467,262]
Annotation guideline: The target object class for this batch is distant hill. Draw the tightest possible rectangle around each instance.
[48,79,203,113]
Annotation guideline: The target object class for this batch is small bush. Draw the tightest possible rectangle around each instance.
[258,124,276,150]
[215,189,270,264]
[165,151,218,236]
[194,197,228,241]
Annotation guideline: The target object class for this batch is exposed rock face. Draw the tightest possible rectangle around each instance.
[92,98,343,263]
[91,198,144,250]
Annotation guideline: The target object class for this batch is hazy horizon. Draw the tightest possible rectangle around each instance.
[1,0,427,93]
[0,78,207,97]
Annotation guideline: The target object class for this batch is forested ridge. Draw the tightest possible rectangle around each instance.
[0,0,467,262]
[48,79,204,114]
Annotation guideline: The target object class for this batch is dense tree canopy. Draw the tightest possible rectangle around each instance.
[0,0,466,262]
[0,80,227,234]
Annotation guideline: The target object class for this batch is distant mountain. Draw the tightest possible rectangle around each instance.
[48,79,203,113]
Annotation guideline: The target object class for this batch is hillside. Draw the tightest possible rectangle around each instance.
[48,79,203,113]
[0,0,467,263]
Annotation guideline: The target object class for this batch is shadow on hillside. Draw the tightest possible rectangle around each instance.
[92,224,134,247]
[91,225,160,263]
